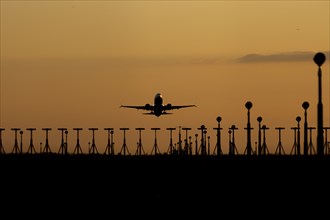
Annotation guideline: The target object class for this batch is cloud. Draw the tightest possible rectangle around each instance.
[236,51,330,63]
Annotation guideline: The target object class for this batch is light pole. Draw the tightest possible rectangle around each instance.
[214,116,222,156]
[257,116,262,155]
[296,116,301,156]
[314,52,326,155]
[302,101,309,156]
[20,130,23,154]
[245,101,253,155]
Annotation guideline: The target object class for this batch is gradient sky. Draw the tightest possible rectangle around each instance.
[1,1,329,154]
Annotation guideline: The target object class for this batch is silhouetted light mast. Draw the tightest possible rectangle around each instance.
[65,130,68,154]
[245,101,253,155]
[110,130,114,155]
[0,128,5,154]
[119,128,130,155]
[42,128,52,153]
[104,128,114,155]
[257,117,262,156]
[88,128,99,154]
[195,133,198,155]
[314,52,326,155]
[229,125,238,155]
[178,126,183,155]
[166,128,176,155]
[73,128,83,154]
[58,128,67,154]
[213,116,222,156]
[296,116,301,156]
[26,128,36,154]
[260,125,269,155]
[135,128,145,155]
[182,127,191,155]
[11,128,21,154]
[324,127,330,155]
[20,130,23,154]
[275,127,285,155]
[308,127,316,155]
[151,128,161,155]
[198,125,207,155]
[302,101,310,156]
[290,127,298,155]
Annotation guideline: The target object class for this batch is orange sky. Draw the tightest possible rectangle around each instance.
[0,1,329,154]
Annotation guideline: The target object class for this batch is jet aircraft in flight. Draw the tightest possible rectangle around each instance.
[120,93,196,117]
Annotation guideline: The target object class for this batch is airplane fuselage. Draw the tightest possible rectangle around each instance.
[154,93,164,117]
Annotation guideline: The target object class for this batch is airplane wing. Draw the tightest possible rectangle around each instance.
[165,104,196,110]
[120,104,154,110]
[120,105,147,110]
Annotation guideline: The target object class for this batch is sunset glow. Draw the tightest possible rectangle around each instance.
[1,1,329,154]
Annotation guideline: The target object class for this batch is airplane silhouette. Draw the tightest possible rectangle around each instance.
[120,93,196,117]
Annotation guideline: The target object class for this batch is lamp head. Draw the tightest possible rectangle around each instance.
[257,116,262,123]
[245,101,253,110]
[302,101,309,110]
[296,116,301,122]
[314,52,326,67]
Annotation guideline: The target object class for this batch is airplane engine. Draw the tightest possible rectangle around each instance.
[166,104,172,110]
[145,104,152,110]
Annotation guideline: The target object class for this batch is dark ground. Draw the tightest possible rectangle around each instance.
[0,154,329,217]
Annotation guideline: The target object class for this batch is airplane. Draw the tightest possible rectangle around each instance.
[120,93,196,117]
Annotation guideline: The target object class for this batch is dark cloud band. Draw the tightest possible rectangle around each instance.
[237,51,330,63]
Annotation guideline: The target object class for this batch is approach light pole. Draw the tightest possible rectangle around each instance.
[245,101,253,156]
[257,116,262,156]
[302,101,309,156]
[314,52,326,156]
[296,116,301,156]
[215,116,222,156]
